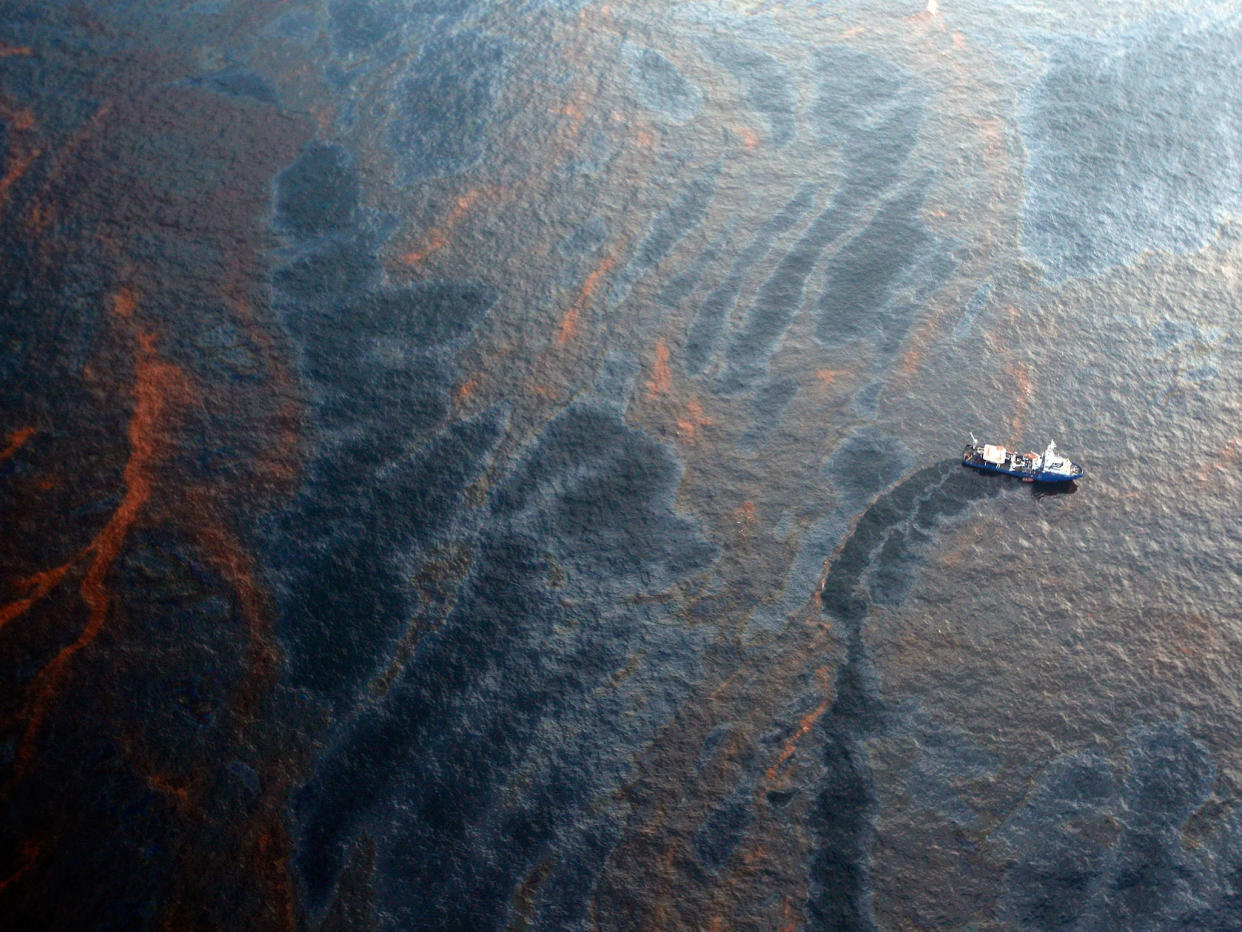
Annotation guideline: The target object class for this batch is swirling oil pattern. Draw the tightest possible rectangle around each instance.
[3,1,1242,930]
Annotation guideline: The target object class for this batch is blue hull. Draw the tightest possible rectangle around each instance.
[962,459,1083,483]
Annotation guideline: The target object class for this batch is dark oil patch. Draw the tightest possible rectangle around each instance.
[701,37,798,147]
[811,462,1006,929]
[684,182,816,375]
[388,31,506,182]
[275,142,358,237]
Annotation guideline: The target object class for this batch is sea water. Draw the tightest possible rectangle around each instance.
[1,1,1241,929]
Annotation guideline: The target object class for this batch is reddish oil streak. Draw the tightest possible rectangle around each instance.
[0,39,315,923]
[225,293,304,490]
[675,398,710,441]
[254,824,298,931]
[765,666,832,782]
[400,189,491,265]
[110,284,136,319]
[0,149,40,209]
[21,100,112,234]
[145,771,200,819]
[735,124,761,149]
[645,339,672,399]
[387,38,605,278]
[184,491,277,710]
[0,426,35,463]
[0,95,34,131]
[1194,436,1242,484]
[558,254,617,345]
[171,306,298,931]
[0,563,74,632]
[0,841,42,896]
[455,376,481,405]
[14,326,188,778]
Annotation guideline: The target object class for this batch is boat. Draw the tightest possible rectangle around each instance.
[961,433,1084,483]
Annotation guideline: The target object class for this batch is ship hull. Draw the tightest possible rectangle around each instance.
[961,459,1082,483]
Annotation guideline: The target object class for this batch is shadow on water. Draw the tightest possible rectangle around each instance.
[1032,480,1077,499]
[810,459,1007,931]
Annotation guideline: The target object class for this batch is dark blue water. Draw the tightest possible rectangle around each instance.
[2,1,1242,929]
